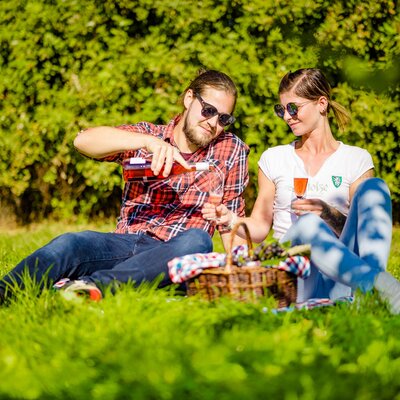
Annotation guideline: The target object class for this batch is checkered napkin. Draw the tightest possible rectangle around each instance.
[271,296,354,313]
[168,245,311,284]
[272,255,311,279]
[168,252,226,283]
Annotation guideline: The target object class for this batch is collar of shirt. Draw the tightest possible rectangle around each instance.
[163,115,181,146]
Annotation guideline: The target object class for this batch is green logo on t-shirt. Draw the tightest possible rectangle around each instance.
[332,176,342,188]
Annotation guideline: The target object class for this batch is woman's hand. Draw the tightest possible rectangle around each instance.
[291,198,327,216]
[291,198,346,237]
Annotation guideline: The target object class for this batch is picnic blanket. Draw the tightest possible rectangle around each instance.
[168,245,311,284]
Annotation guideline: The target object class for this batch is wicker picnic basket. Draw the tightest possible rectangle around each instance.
[186,222,307,307]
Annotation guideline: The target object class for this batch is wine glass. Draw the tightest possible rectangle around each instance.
[293,176,308,199]
[208,170,224,221]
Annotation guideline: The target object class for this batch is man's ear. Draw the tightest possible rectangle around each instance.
[183,89,195,109]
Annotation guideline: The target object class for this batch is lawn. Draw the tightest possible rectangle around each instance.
[0,221,399,399]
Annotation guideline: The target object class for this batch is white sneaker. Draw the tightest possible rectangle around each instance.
[55,279,103,302]
[374,271,400,315]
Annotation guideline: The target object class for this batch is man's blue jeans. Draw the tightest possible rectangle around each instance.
[282,178,392,302]
[0,228,212,295]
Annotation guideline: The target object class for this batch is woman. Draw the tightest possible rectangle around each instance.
[202,68,399,314]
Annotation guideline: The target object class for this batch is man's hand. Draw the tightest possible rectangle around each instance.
[201,203,232,226]
[144,136,190,177]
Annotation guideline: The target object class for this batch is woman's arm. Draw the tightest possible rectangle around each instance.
[292,169,375,237]
[203,169,275,244]
[321,168,375,236]
[349,168,374,200]
[240,169,275,243]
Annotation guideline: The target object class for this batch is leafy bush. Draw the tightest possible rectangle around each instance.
[0,0,399,223]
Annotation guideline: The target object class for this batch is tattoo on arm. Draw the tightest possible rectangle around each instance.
[320,206,347,237]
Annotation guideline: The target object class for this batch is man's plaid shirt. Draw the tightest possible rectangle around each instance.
[103,116,249,241]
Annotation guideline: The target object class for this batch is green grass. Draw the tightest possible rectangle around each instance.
[0,222,399,400]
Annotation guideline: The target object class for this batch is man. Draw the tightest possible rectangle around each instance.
[0,69,249,301]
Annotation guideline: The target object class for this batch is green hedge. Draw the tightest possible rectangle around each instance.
[0,0,399,223]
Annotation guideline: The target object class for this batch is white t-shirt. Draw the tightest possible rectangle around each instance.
[258,141,374,240]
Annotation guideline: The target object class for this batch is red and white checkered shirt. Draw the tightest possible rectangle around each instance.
[103,116,249,241]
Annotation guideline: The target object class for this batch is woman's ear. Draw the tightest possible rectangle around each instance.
[319,96,329,114]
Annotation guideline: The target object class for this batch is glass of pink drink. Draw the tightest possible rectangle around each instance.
[293,177,308,199]
[208,171,224,221]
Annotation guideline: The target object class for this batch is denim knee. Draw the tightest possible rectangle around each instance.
[46,231,95,256]
[294,213,324,239]
[174,229,213,254]
[47,231,90,250]
[297,213,320,228]
[283,213,329,245]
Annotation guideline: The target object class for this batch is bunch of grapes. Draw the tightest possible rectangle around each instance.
[232,240,290,267]
[232,240,309,267]
[234,254,257,267]
[253,241,285,261]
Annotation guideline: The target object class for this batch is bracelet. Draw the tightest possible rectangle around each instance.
[228,213,238,230]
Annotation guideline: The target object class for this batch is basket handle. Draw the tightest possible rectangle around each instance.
[282,244,311,257]
[225,222,253,272]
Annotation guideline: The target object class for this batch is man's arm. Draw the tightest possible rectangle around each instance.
[74,126,189,176]
[73,126,152,159]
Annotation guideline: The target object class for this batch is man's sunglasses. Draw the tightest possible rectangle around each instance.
[194,92,235,127]
[274,101,313,118]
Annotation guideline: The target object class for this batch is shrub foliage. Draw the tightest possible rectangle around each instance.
[0,0,399,222]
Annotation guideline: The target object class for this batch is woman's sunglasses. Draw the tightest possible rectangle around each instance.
[194,92,235,127]
[274,101,313,118]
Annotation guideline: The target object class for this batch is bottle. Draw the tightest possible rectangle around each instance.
[122,157,210,182]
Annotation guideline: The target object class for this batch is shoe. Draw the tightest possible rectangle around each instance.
[374,271,400,315]
[54,279,103,302]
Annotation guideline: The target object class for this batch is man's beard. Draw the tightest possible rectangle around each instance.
[183,114,215,149]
